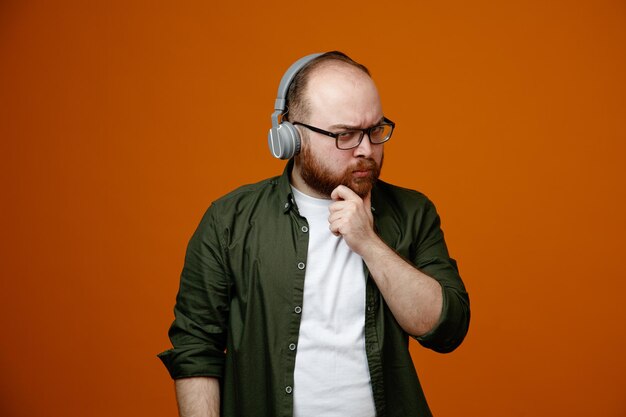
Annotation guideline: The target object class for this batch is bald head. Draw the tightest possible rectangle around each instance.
[284,51,371,123]
[304,63,382,130]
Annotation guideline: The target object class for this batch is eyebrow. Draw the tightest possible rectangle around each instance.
[327,116,386,131]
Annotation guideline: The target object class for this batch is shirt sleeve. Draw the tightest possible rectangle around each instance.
[158,204,231,379]
[412,198,470,353]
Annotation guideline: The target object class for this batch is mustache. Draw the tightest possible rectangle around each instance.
[352,158,377,171]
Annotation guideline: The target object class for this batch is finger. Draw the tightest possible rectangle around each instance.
[329,220,342,236]
[331,185,359,202]
[328,199,349,213]
[328,211,344,224]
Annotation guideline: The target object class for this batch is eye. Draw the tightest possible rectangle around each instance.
[337,130,360,141]
[370,126,385,136]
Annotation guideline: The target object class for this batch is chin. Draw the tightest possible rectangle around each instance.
[347,179,376,198]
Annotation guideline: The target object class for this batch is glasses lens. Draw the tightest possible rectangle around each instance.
[370,124,393,143]
[336,131,364,149]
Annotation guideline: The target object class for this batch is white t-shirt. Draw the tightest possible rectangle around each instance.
[291,186,376,417]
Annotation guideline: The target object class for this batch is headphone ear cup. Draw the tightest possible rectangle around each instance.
[274,121,301,159]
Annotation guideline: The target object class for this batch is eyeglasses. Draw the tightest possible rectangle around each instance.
[293,117,395,150]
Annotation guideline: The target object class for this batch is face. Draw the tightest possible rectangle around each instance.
[293,63,385,199]
[298,136,383,198]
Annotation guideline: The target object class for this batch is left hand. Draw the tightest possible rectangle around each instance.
[329,185,376,255]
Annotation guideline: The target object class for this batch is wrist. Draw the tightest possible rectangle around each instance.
[355,231,386,261]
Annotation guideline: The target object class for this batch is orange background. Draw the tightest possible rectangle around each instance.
[1,1,625,416]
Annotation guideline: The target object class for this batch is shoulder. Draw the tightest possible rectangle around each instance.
[212,175,282,207]
[187,171,290,250]
[202,174,287,227]
[373,180,434,212]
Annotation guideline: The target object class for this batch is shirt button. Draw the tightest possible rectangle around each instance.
[297,262,305,270]
[289,343,296,351]
[294,306,302,314]
[285,386,293,394]
[301,225,308,233]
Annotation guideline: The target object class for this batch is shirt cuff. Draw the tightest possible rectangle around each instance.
[157,345,225,380]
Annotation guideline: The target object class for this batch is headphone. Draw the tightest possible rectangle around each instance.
[268,53,323,159]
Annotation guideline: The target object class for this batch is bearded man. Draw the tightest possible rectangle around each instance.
[159,51,470,417]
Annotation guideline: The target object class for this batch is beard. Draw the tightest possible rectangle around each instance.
[296,142,383,198]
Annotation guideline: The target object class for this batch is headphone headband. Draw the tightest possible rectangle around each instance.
[273,53,323,112]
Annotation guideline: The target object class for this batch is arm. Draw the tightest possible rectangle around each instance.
[158,205,230,394]
[357,232,443,336]
[329,185,442,336]
[175,377,220,417]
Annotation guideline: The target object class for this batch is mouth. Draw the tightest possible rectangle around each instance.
[352,169,372,178]
[352,159,377,176]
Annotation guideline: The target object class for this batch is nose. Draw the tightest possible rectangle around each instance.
[353,133,373,158]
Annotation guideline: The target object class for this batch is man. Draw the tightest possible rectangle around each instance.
[159,51,470,417]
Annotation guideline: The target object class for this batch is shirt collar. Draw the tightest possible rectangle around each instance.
[276,159,296,214]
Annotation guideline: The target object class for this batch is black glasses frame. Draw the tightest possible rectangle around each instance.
[292,117,395,150]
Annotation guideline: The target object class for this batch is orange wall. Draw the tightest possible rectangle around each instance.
[1,1,625,416]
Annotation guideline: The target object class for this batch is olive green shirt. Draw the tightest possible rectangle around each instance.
[158,162,470,417]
